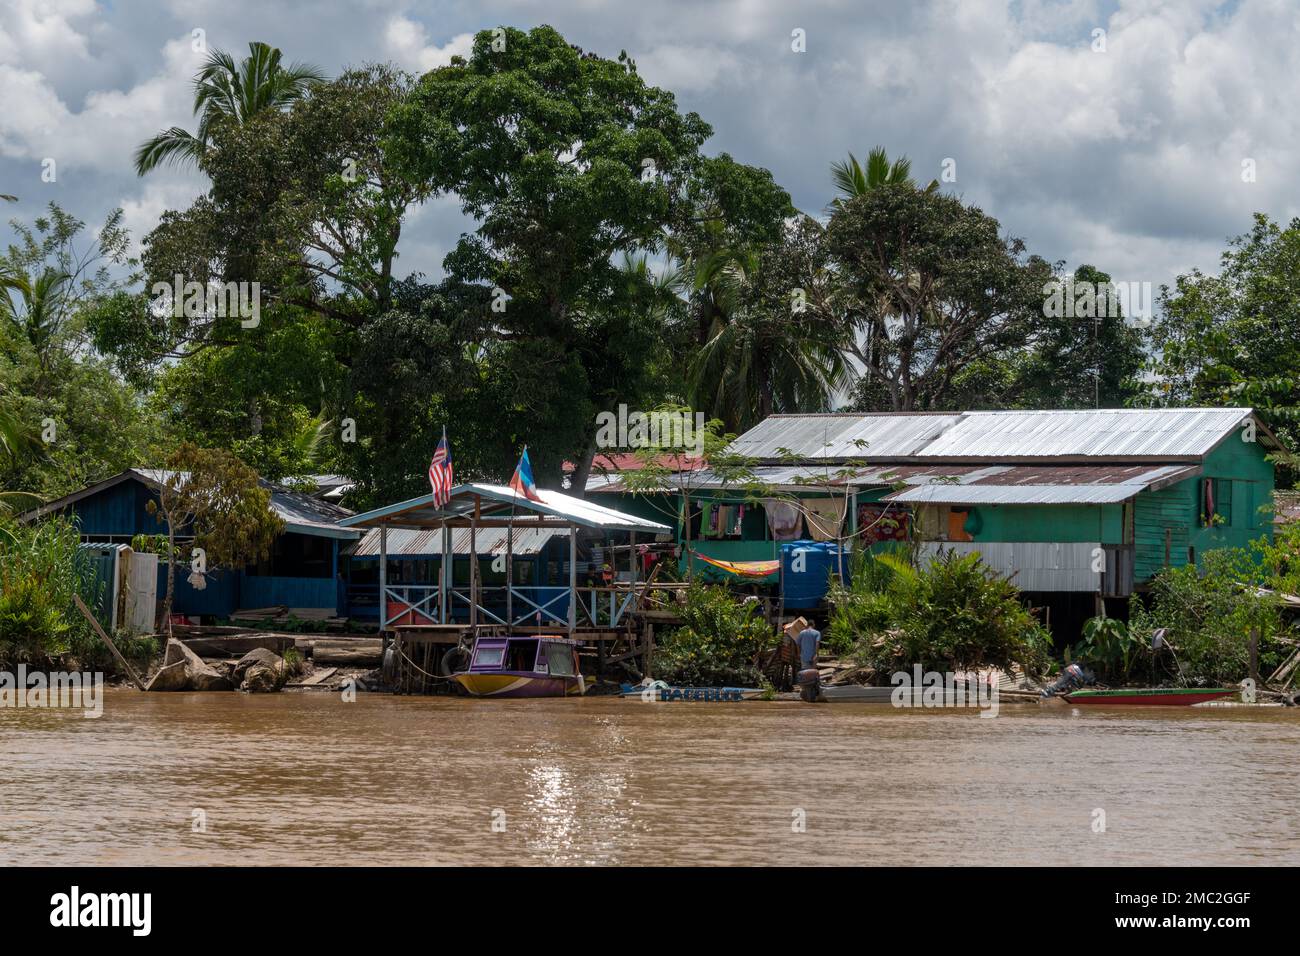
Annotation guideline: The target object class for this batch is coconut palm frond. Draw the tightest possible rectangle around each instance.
[137,40,326,176]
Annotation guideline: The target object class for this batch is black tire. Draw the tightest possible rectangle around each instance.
[439,645,470,677]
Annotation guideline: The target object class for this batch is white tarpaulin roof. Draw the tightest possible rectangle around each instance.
[339,482,671,534]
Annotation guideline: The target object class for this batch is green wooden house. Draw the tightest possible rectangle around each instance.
[583,408,1281,633]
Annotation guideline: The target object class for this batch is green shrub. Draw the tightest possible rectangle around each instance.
[829,548,1050,677]
[654,584,774,686]
[1128,547,1290,685]
[1070,616,1146,682]
[0,516,99,667]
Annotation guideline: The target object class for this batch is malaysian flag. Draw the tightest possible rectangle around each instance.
[428,428,453,507]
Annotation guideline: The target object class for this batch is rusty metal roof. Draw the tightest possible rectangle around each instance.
[884,464,1200,505]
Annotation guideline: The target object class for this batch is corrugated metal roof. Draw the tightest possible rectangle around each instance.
[18,468,359,539]
[914,408,1257,460]
[348,526,561,558]
[726,408,1269,462]
[885,464,1199,505]
[892,484,1152,505]
[728,413,963,461]
[340,482,672,534]
[133,468,358,539]
[626,463,985,492]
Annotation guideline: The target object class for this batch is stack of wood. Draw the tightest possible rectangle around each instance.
[230,606,349,628]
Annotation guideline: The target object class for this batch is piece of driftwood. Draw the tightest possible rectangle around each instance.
[286,666,339,688]
[72,594,146,691]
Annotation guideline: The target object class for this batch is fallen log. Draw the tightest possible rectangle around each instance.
[309,639,383,666]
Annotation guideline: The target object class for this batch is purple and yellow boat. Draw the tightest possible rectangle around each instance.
[452,636,585,698]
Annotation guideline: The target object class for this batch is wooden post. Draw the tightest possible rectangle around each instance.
[629,530,637,618]
[568,523,577,639]
[440,523,449,624]
[645,622,654,678]
[684,489,693,578]
[506,521,514,629]
[1249,627,1260,684]
[379,523,388,647]
[470,496,480,628]
[72,593,146,691]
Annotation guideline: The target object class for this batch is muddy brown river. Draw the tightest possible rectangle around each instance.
[2,690,1297,865]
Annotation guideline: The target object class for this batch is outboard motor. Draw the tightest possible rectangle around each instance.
[796,667,822,703]
[1040,662,1094,698]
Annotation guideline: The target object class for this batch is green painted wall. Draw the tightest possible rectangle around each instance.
[965,502,1124,543]
[1132,435,1274,581]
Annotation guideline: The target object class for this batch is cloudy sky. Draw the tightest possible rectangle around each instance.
[1,0,1296,294]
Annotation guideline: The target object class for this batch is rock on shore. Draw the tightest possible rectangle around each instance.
[144,639,234,692]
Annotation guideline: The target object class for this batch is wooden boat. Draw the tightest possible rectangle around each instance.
[452,636,584,698]
[820,684,898,703]
[619,681,763,702]
[1062,687,1237,706]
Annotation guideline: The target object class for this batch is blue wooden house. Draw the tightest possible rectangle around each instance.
[21,468,359,620]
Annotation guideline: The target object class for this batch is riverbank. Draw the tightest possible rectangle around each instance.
[4,690,1299,866]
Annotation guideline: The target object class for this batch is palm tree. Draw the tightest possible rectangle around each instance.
[0,268,70,381]
[0,392,41,519]
[135,41,326,175]
[686,249,849,433]
[830,146,939,208]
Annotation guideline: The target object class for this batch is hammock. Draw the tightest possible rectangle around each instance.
[692,552,780,578]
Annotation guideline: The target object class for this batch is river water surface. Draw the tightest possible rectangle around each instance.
[2,690,1297,865]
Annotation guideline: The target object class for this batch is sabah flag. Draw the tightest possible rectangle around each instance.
[508,446,544,503]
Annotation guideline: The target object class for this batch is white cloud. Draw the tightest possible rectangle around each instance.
[383,16,473,72]
[2,0,1299,298]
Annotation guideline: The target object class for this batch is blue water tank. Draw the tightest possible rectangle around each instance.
[780,540,851,608]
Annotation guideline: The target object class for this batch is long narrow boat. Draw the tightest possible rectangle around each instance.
[1062,687,1237,706]
[619,681,763,702]
[452,636,584,698]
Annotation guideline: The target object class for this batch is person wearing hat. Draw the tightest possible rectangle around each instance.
[783,616,821,669]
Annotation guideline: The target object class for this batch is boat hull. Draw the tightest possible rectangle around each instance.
[454,671,582,698]
[1062,688,1236,706]
[619,683,762,702]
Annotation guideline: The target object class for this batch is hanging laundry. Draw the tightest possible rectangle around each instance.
[763,498,803,540]
[716,504,734,537]
[698,501,714,538]
[731,504,746,536]
[804,499,846,542]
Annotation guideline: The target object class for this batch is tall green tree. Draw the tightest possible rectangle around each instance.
[135,41,325,175]
[385,25,719,488]
[829,183,1048,411]
[685,215,851,431]
[0,205,155,498]
[1152,213,1300,430]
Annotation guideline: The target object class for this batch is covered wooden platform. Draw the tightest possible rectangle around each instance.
[339,483,674,689]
